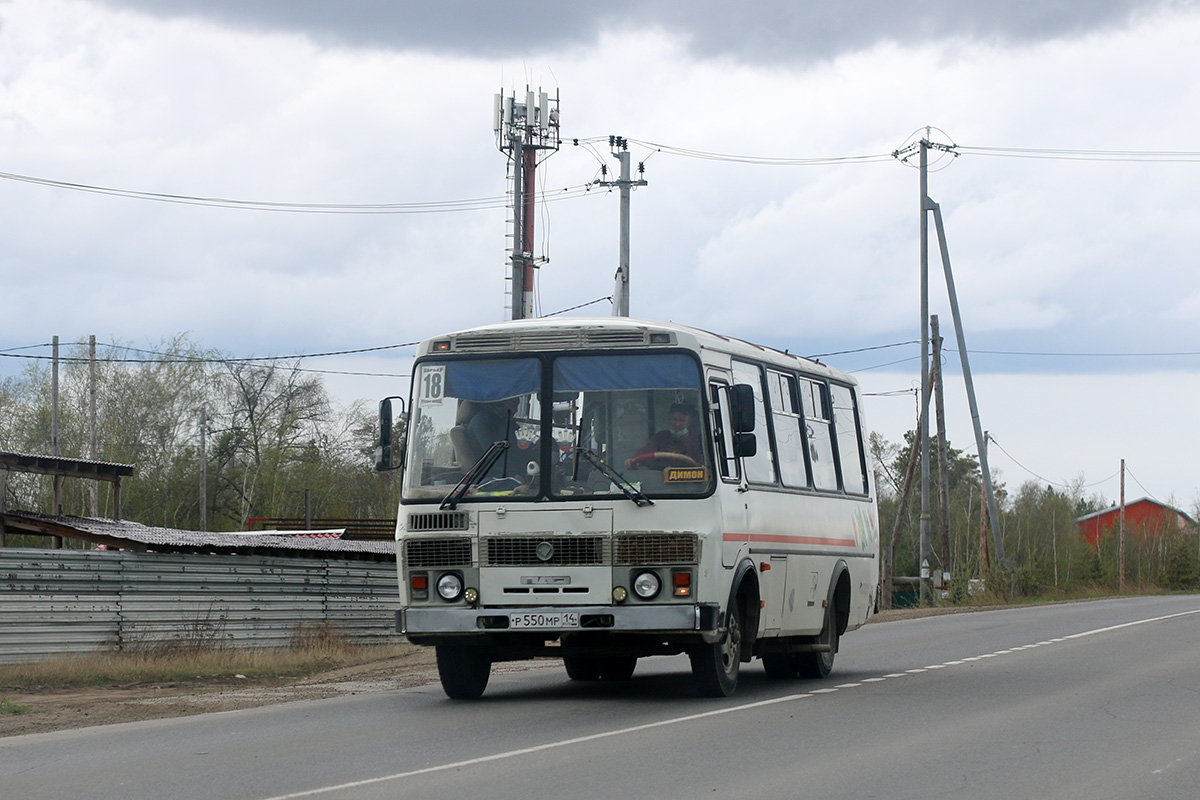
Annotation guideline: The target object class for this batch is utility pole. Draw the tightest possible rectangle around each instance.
[932,315,951,579]
[1119,458,1126,593]
[599,136,647,317]
[89,334,98,517]
[979,438,991,571]
[494,87,560,320]
[929,198,1004,565]
[51,335,63,547]
[52,336,61,512]
[918,141,932,604]
[199,408,208,532]
[898,133,1006,593]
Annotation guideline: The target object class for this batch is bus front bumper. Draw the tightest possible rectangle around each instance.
[400,603,720,638]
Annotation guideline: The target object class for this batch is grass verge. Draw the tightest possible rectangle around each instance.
[0,638,418,691]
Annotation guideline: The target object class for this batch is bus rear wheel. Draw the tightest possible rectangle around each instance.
[598,656,637,681]
[690,599,743,697]
[796,604,839,679]
[564,656,602,681]
[761,650,800,680]
[436,644,492,699]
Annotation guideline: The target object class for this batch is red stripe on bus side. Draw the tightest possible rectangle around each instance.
[722,532,857,548]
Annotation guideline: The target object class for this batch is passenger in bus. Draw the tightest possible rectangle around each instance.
[625,402,704,469]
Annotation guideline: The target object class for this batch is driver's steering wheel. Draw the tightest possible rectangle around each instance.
[627,451,699,470]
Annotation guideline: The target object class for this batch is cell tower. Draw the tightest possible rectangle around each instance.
[494,87,560,320]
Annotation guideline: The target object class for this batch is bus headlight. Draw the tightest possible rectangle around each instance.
[632,570,661,600]
[436,572,464,602]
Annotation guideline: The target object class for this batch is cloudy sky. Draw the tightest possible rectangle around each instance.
[2,0,1198,509]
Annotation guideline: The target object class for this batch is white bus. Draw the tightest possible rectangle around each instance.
[377,317,880,698]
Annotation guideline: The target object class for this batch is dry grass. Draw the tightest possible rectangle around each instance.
[0,629,416,691]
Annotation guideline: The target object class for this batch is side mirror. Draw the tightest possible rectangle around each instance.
[733,432,757,459]
[730,384,756,434]
[375,397,405,472]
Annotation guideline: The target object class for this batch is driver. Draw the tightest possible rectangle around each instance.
[626,402,704,469]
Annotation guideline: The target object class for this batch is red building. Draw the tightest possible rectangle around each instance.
[1076,497,1196,548]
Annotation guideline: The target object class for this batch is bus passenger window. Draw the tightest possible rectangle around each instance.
[799,378,837,491]
[830,383,868,494]
[732,361,776,485]
[767,370,808,489]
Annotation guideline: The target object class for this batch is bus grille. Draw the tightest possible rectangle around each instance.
[405,537,473,568]
[448,328,668,353]
[483,536,608,566]
[408,511,469,532]
[614,533,700,565]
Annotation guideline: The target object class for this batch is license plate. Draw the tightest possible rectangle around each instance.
[508,611,580,629]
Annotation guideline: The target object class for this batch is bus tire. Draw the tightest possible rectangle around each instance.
[436,644,492,699]
[797,603,839,679]
[761,650,800,680]
[563,656,602,681]
[598,656,637,681]
[690,597,744,697]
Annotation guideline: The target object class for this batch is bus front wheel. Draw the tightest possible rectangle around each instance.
[436,644,492,699]
[690,599,743,697]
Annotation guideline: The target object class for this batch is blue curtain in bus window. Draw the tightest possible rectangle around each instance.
[553,354,701,391]
[444,359,541,402]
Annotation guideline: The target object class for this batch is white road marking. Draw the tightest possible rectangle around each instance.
[257,606,1200,800]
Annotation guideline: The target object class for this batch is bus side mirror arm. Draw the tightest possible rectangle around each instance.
[375,396,407,472]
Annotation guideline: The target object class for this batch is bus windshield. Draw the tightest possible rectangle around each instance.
[402,352,713,503]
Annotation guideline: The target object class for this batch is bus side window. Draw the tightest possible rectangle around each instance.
[732,361,776,485]
[830,383,868,494]
[767,370,809,489]
[799,378,838,491]
[709,382,738,480]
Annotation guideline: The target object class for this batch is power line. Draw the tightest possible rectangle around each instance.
[806,340,919,359]
[0,169,603,214]
[7,137,1200,217]
[622,138,895,166]
[0,340,420,367]
[948,347,1200,358]
[956,145,1200,163]
[986,434,1120,491]
[1122,464,1162,503]
[543,296,613,317]
[849,355,923,373]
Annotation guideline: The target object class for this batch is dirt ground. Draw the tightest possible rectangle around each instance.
[0,607,962,738]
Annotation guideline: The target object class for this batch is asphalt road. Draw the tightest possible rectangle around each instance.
[4,595,1200,800]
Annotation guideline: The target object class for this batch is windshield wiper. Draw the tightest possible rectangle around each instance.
[574,447,654,507]
[441,440,510,510]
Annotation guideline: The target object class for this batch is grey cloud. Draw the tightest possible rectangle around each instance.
[94,0,1193,63]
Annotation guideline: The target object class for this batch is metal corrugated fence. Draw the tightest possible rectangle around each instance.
[0,548,402,664]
